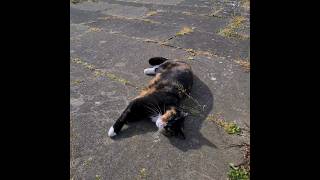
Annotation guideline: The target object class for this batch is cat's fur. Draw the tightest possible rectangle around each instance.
[108,57,193,139]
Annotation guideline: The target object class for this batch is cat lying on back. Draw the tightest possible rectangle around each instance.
[108,57,193,139]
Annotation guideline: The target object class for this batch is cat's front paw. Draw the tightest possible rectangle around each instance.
[156,119,167,129]
[108,126,117,137]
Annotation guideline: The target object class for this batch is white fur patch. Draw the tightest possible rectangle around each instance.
[143,65,160,75]
[151,114,166,129]
[156,117,166,129]
[108,126,117,137]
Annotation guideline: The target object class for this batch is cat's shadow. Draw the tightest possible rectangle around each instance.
[112,75,216,152]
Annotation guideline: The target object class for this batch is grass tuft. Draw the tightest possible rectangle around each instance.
[234,59,250,72]
[206,113,241,135]
[218,16,248,40]
[176,27,194,36]
[137,168,147,179]
[145,11,157,17]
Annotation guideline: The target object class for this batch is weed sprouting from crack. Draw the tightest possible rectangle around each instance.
[145,11,158,17]
[161,26,194,43]
[185,48,197,56]
[176,26,194,36]
[71,79,84,85]
[137,168,147,180]
[226,142,250,179]
[234,59,250,72]
[72,57,95,70]
[206,112,242,135]
[88,27,102,32]
[105,72,130,85]
[187,56,194,61]
[185,48,216,58]
[83,157,93,168]
[95,175,101,180]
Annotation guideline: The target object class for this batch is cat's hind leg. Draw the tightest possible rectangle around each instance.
[108,98,149,137]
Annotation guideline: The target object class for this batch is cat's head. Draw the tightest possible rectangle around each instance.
[161,110,188,139]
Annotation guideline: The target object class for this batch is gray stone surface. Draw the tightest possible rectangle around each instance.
[71,0,250,179]
[116,0,184,6]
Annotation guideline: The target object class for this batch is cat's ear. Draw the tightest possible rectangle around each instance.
[148,57,168,66]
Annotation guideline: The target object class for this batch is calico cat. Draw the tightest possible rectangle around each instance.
[108,57,193,139]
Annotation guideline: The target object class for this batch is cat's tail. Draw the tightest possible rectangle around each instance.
[148,57,168,66]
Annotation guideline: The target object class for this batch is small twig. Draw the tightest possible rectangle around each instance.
[224,142,249,149]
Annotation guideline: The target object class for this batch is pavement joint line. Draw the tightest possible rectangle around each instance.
[71,57,141,89]
[98,15,161,24]
[97,13,234,37]
[72,25,245,66]
[73,17,249,54]
[110,0,212,9]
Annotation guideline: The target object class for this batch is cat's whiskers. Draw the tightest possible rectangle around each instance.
[146,108,156,115]
[148,103,161,115]
[144,104,158,115]
[155,103,162,114]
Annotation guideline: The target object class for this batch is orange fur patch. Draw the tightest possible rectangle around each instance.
[161,107,177,123]
[148,73,161,87]
[134,61,191,100]
[134,87,156,99]
[133,74,161,99]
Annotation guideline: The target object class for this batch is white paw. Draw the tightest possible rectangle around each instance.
[108,126,117,137]
[156,118,166,129]
[143,65,159,75]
